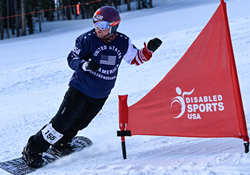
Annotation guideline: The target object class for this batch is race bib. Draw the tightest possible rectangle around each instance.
[41,124,63,144]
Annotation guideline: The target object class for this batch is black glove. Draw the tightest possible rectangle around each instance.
[83,59,100,72]
[147,38,162,52]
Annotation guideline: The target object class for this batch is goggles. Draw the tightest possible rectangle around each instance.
[93,18,121,30]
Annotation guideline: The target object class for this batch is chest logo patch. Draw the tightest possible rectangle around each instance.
[100,55,116,66]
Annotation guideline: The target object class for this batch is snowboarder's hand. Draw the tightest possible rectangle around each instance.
[147,38,162,52]
[82,59,100,72]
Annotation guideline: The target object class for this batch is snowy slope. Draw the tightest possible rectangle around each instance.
[0,0,250,174]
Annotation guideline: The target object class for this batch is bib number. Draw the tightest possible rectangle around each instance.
[41,124,63,144]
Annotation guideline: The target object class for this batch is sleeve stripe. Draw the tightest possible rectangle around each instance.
[130,42,153,66]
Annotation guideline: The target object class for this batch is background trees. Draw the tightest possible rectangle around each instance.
[0,0,153,40]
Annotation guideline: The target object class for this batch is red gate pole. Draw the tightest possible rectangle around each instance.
[118,95,129,159]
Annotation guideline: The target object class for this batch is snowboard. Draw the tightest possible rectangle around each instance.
[0,136,93,175]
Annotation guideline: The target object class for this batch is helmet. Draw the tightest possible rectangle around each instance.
[93,6,121,36]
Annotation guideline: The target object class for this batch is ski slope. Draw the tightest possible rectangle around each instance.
[0,0,250,174]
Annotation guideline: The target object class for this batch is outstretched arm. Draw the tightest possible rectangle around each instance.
[131,38,162,66]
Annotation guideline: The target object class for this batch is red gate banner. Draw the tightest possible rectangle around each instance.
[119,1,249,142]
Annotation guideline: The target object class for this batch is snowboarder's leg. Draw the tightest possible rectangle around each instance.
[52,95,107,152]
[70,96,108,130]
[22,87,87,167]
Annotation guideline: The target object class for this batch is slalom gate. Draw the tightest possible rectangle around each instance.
[117,0,249,159]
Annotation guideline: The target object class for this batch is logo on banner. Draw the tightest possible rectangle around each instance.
[171,87,194,118]
[171,87,225,119]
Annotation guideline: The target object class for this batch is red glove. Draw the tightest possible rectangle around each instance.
[131,42,153,66]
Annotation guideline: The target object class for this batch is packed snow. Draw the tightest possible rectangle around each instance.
[0,0,250,174]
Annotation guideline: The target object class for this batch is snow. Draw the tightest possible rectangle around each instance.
[0,0,250,174]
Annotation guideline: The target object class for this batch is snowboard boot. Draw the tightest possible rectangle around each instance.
[52,140,74,157]
[22,136,44,168]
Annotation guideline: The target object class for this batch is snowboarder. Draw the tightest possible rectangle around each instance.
[22,6,162,168]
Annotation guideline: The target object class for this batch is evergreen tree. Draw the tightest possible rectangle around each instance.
[0,0,4,39]
[21,0,26,36]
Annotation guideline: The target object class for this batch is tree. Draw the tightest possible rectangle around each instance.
[10,0,15,35]
[25,1,34,34]
[139,0,149,9]
[21,0,26,36]
[13,0,20,37]
[113,0,118,9]
[66,0,71,20]
[5,0,10,38]
[138,0,141,9]
[48,0,55,21]
[0,0,4,39]
[127,0,131,11]
[149,0,152,8]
